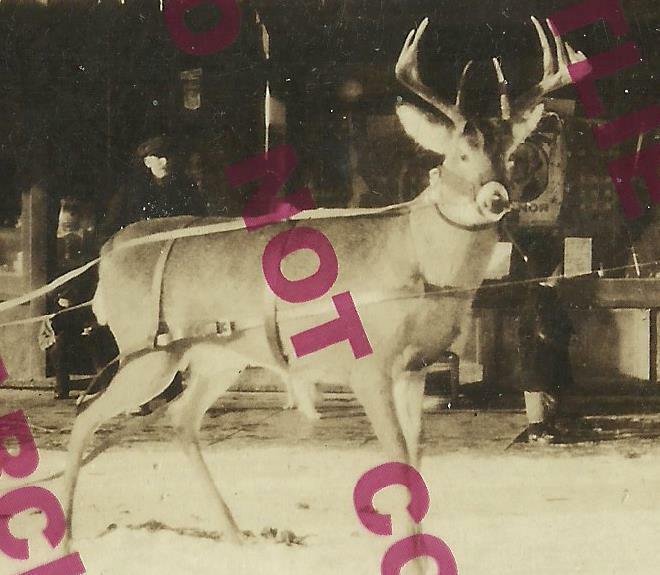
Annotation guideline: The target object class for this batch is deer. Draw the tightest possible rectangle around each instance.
[61,15,585,565]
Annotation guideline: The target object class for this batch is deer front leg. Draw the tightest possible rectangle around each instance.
[285,374,322,420]
[167,348,248,544]
[392,369,426,469]
[351,367,408,463]
[392,358,430,575]
[62,350,181,553]
[351,367,427,575]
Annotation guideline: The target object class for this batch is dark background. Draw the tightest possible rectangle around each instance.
[0,0,657,234]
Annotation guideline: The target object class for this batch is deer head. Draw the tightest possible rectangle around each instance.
[396,17,586,228]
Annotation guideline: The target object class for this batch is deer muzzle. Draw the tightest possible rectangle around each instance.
[475,181,510,222]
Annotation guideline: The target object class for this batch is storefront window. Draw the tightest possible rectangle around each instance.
[0,158,22,276]
[0,221,23,276]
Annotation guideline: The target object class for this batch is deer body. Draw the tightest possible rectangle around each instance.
[95,192,497,372]
[62,16,584,567]
[62,182,501,554]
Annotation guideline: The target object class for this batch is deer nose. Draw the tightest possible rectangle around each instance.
[476,181,510,221]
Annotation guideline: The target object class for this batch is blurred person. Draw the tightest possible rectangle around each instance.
[94,136,208,411]
[506,113,575,443]
[48,197,117,399]
[100,135,207,242]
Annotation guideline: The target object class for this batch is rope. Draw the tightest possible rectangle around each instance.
[0,258,657,332]
[0,258,100,315]
[18,257,658,483]
[0,198,656,326]
[0,204,411,318]
[0,300,93,329]
[72,256,656,378]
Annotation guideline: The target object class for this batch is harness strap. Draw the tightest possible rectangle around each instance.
[88,279,476,404]
[265,291,290,367]
[152,238,177,347]
[262,220,298,367]
[152,218,204,348]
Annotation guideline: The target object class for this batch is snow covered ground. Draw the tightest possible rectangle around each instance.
[3,441,660,575]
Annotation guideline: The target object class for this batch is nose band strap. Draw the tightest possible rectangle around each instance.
[433,203,498,232]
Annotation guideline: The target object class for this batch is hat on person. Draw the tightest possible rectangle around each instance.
[135,136,171,160]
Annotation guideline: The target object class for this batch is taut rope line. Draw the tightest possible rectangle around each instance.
[0,259,100,315]
[0,202,413,317]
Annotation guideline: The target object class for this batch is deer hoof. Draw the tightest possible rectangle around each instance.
[225,528,245,546]
[62,535,72,556]
[301,407,321,421]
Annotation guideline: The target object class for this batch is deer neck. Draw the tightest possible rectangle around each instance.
[408,201,498,289]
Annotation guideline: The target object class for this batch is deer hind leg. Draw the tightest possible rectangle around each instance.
[62,350,182,551]
[281,366,322,420]
[270,363,320,420]
[166,344,248,544]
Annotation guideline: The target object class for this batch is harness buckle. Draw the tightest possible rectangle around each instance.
[155,331,174,347]
[154,320,174,347]
[215,320,233,338]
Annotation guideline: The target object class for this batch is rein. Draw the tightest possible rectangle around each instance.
[0,197,495,323]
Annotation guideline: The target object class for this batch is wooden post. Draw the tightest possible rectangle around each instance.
[650,308,658,384]
[22,183,48,380]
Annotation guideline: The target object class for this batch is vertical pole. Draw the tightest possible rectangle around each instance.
[649,308,658,384]
[106,29,113,201]
[265,81,271,153]
[258,13,271,153]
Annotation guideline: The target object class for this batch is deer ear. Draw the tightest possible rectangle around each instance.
[396,102,452,156]
[461,120,485,149]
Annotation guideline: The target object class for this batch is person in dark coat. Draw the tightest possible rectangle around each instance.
[92,136,208,410]
[506,112,575,443]
[513,231,574,442]
[49,197,116,399]
[52,137,207,400]
[50,282,118,400]
[100,136,207,242]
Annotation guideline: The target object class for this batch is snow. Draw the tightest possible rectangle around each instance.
[3,444,659,575]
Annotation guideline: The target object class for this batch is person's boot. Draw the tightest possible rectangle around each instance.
[523,391,558,443]
[55,373,71,400]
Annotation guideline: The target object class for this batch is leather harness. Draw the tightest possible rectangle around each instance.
[144,203,496,367]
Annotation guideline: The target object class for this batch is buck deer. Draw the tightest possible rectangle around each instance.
[61,15,584,562]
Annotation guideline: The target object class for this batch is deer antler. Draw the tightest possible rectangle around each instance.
[492,57,511,120]
[455,60,474,114]
[514,16,587,117]
[396,17,466,129]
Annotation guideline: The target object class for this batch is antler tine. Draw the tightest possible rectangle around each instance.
[455,60,473,114]
[395,17,465,128]
[513,15,587,117]
[492,58,511,120]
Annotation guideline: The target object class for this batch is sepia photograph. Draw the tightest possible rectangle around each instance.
[0,1,658,574]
